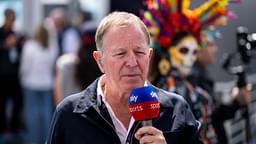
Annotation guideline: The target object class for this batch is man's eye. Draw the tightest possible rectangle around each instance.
[118,52,125,55]
[114,52,125,57]
[136,51,146,55]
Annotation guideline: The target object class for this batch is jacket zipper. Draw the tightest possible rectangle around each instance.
[91,107,118,132]
[81,108,120,143]
[126,121,141,144]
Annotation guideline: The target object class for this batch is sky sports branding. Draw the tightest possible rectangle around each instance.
[128,86,160,121]
[129,94,138,103]
[129,101,160,112]
[129,91,158,103]
[129,86,159,104]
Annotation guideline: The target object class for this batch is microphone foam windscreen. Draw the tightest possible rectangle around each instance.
[128,86,160,121]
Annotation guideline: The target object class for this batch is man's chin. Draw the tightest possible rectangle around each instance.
[119,76,144,90]
[121,76,143,83]
[122,81,144,91]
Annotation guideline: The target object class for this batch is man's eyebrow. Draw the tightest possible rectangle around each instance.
[111,48,126,53]
[111,45,147,52]
[134,46,148,51]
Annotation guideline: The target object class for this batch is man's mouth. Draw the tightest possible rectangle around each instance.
[122,74,141,77]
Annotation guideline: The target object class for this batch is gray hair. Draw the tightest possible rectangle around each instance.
[95,11,151,53]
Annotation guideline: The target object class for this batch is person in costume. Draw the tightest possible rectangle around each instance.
[142,0,247,143]
[189,30,252,144]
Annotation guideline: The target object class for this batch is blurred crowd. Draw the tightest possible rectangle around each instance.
[0,8,101,144]
[0,1,255,144]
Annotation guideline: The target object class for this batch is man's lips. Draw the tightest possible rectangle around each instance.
[121,74,141,77]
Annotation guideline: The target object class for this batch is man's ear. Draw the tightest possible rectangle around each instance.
[149,47,153,59]
[93,51,105,73]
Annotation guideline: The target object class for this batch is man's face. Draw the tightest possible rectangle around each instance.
[5,11,15,29]
[169,36,199,76]
[95,25,152,93]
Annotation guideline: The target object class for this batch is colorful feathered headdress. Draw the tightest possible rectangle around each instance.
[142,0,240,48]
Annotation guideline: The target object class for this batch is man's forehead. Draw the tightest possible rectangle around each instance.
[102,26,148,49]
[111,46,148,52]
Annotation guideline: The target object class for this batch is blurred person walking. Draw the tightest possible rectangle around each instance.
[0,8,23,142]
[45,8,81,56]
[20,24,56,144]
[44,8,66,57]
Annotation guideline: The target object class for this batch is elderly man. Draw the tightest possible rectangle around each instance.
[47,11,201,144]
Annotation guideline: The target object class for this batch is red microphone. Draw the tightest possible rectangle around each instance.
[128,86,160,126]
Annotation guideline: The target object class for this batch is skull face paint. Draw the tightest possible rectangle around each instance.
[168,36,199,76]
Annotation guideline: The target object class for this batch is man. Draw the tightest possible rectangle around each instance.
[47,11,201,144]
[0,8,23,138]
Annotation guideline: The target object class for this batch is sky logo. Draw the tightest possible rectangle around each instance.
[129,94,138,103]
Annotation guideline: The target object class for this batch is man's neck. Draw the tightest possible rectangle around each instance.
[110,97,131,129]
[103,84,131,129]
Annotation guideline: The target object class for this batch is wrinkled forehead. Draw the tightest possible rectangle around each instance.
[175,36,199,50]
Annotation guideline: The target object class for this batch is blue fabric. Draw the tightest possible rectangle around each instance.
[23,88,53,144]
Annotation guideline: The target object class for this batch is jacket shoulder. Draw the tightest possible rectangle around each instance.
[56,91,84,113]
[152,85,200,130]
[153,85,189,108]
[56,78,98,113]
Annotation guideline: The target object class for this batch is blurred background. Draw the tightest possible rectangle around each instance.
[0,0,255,80]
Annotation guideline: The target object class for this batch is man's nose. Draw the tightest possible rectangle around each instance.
[126,53,138,67]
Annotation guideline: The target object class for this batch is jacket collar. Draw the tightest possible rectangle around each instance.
[73,78,100,113]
